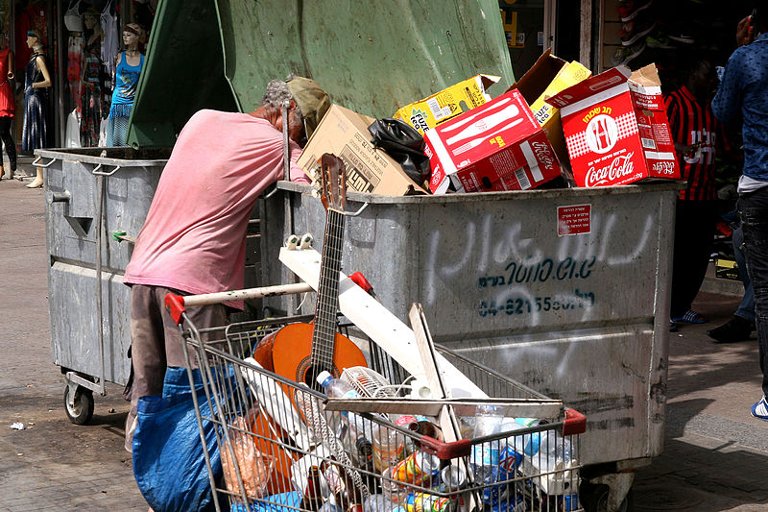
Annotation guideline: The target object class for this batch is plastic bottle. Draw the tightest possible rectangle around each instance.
[316,371,373,457]
[471,404,505,506]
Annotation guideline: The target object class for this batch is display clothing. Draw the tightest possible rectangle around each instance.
[712,31,768,397]
[106,52,144,146]
[0,47,17,173]
[21,51,49,154]
[66,34,84,113]
[100,0,119,78]
[15,3,47,72]
[80,39,104,147]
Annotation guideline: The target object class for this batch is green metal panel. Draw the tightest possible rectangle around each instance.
[129,0,513,148]
[128,0,237,148]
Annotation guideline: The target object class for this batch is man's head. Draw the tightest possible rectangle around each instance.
[686,57,717,101]
[260,76,330,145]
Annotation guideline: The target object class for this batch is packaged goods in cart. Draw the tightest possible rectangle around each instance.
[424,88,562,194]
[547,63,680,187]
[405,491,457,512]
[392,450,440,486]
[393,74,500,134]
[220,416,275,500]
[373,425,407,472]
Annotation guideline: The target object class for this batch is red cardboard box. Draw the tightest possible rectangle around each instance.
[423,89,562,194]
[546,64,679,187]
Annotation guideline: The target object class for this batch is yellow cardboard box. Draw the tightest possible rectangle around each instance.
[509,50,591,184]
[298,104,426,196]
[392,74,500,134]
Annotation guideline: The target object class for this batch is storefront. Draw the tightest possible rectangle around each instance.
[8,0,156,150]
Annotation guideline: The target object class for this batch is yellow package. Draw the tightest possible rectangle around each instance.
[529,61,591,127]
[393,74,500,134]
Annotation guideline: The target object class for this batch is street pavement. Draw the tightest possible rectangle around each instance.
[1,170,768,511]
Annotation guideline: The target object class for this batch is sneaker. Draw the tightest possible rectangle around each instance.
[669,320,679,333]
[708,315,754,343]
[612,40,647,66]
[620,17,657,46]
[751,396,768,421]
[671,309,707,325]
[618,0,654,22]
[646,31,676,49]
[668,33,695,45]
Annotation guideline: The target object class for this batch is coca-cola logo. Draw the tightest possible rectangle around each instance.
[531,141,556,170]
[585,153,635,186]
[585,114,619,154]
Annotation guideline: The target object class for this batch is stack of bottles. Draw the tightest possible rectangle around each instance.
[225,371,580,512]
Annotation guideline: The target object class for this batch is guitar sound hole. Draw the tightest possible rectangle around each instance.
[303,364,332,392]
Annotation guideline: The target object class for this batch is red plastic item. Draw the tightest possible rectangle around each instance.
[164,293,187,325]
[416,435,472,460]
[349,271,374,295]
[562,408,587,436]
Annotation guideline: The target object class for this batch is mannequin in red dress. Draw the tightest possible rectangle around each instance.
[0,32,16,180]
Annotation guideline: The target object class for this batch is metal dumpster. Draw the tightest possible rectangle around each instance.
[39,147,170,424]
[262,182,677,506]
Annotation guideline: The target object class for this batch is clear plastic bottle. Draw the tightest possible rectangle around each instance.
[471,404,505,506]
[316,371,372,455]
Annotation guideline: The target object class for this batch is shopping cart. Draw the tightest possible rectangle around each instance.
[166,289,587,512]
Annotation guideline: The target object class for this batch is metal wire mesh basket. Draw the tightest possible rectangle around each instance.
[178,314,585,512]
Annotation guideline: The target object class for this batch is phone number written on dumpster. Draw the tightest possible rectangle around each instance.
[478,290,596,317]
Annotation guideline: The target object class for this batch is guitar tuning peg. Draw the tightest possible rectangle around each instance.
[310,188,320,199]
[299,233,313,249]
[285,234,299,250]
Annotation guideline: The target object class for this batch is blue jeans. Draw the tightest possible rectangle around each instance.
[739,188,768,397]
[732,225,756,322]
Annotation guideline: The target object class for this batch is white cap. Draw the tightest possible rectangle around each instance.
[316,370,332,387]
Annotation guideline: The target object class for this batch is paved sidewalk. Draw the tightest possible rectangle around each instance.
[2,171,768,511]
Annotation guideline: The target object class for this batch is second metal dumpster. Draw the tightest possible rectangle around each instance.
[262,182,677,507]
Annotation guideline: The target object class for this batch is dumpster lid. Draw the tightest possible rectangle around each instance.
[128,0,514,148]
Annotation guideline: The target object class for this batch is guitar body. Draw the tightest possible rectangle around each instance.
[254,322,368,388]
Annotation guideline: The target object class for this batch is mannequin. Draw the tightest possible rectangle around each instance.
[0,31,16,180]
[106,23,145,147]
[21,30,51,189]
[80,9,104,147]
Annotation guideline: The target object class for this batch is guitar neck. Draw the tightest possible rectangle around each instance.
[311,207,345,372]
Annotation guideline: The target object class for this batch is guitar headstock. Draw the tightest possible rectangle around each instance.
[319,153,346,212]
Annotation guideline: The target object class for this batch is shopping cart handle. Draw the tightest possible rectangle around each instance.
[416,435,472,460]
[165,293,186,325]
[563,408,587,436]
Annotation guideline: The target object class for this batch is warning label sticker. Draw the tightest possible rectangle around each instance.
[557,204,591,236]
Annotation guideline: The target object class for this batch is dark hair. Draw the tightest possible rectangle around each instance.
[754,6,767,32]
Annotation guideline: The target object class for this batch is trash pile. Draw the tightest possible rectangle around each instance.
[298,50,680,197]
[221,363,581,512]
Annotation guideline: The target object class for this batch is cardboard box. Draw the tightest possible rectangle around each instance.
[298,104,426,196]
[392,75,500,134]
[424,88,562,194]
[509,50,592,185]
[546,64,680,187]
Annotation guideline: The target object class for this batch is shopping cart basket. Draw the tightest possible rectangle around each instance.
[167,289,587,512]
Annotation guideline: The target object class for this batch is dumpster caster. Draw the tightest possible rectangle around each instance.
[64,384,94,425]
[580,480,634,512]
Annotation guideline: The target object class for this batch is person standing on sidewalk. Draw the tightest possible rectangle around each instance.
[665,56,720,329]
[712,6,768,420]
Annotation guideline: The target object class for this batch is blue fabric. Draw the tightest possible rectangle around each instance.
[229,492,302,512]
[732,225,756,322]
[111,51,144,106]
[712,33,768,182]
[21,53,48,153]
[133,367,225,512]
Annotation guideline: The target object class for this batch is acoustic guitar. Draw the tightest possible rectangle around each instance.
[254,153,368,388]
[250,154,367,496]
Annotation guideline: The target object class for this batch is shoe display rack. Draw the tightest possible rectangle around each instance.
[601,0,757,88]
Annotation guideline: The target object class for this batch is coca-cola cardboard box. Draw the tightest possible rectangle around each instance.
[423,89,562,194]
[546,64,679,187]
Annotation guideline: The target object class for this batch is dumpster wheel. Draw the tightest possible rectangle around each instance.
[580,481,633,512]
[64,385,94,425]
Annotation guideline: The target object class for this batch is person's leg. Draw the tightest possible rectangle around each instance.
[671,201,717,322]
[733,225,756,322]
[738,189,768,414]
[126,284,167,451]
[0,117,11,179]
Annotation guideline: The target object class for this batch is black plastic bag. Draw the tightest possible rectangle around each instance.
[368,118,431,185]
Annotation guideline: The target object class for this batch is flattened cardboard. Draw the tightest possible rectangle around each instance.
[298,104,427,196]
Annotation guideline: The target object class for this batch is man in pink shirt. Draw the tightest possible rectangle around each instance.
[122,76,330,452]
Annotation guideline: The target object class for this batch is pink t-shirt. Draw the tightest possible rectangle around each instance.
[124,109,307,305]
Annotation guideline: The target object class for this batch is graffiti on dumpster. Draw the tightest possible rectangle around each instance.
[478,289,596,317]
[423,208,655,323]
[478,256,597,287]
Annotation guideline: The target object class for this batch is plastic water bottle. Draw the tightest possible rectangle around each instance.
[316,371,374,458]
[471,404,505,505]
[317,370,359,399]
